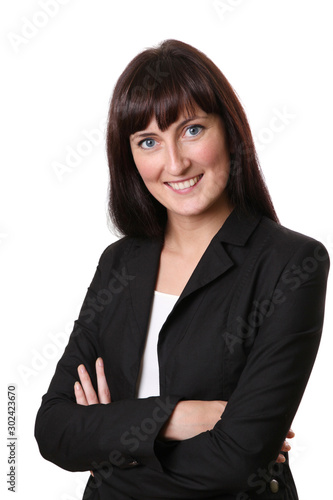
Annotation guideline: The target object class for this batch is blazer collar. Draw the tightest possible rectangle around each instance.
[214,207,262,246]
[126,209,262,337]
[179,209,262,301]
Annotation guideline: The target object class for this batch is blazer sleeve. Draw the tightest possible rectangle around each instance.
[86,238,330,498]
[34,246,181,473]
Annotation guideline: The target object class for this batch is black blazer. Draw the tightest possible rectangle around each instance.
[35,209,329,500]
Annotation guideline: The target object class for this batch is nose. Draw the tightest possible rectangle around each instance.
[164,142,191,176]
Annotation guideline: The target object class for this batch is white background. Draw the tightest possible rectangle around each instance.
[1,1,332,499]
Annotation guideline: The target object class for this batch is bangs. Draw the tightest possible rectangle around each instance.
[117,55,221,136]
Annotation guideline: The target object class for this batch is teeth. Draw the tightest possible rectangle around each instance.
[168,175,202,191]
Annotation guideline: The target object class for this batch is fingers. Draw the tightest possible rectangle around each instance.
[276,453,286,463]
[96,358,111,404]
[281,440,292,453]
[74,381,88,406]
[287,428,295,439]
[75,359,111,406]
[77,364,99,405]
[276,437,293,463]
[74,359,111,406]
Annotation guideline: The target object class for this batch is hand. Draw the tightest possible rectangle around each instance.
[160,400,295,465]
[74,360,294,465]
[74,358,111,477]
[74,357,111,405]
[276,428,295,463]
[159,400,227,441]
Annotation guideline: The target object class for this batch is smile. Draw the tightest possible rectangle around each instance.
[166,174,203,191]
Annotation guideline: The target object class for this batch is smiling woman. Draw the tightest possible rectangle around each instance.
[106,39,278,239]
[35,39,329,500]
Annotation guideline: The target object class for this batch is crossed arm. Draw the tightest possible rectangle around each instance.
[75,357,294,465]
[35,239,328,497]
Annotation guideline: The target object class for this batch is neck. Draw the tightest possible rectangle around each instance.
[164,200,234,256]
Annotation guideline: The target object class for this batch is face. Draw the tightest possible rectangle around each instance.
[129,105,231,223]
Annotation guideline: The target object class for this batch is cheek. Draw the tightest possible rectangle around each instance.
[133,156,157,185]
[196,142,230,179]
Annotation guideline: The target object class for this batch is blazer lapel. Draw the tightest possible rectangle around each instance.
[177,209,262,304]
[126,209,262,347]
[126,237,163,340]
[178,238,234,303]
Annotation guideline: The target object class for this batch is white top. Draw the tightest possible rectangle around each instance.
[136,290,179,398]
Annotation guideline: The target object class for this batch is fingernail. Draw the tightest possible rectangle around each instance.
[97,357,103,367]
[286,443,291,450]
[75,382,80,390]
[79,365,85,374]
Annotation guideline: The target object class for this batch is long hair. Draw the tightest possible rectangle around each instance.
[106,39,278,238]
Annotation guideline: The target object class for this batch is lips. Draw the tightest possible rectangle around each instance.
[166,174,203,191]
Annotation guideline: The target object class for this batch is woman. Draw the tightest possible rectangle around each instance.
[35,40,329,499]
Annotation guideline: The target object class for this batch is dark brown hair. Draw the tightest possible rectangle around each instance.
[106,39,278,238]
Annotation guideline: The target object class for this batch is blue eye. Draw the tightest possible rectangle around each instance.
[140,138,156,149]
[185,125,203,137]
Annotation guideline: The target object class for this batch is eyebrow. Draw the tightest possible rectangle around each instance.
[130,115,209,141]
